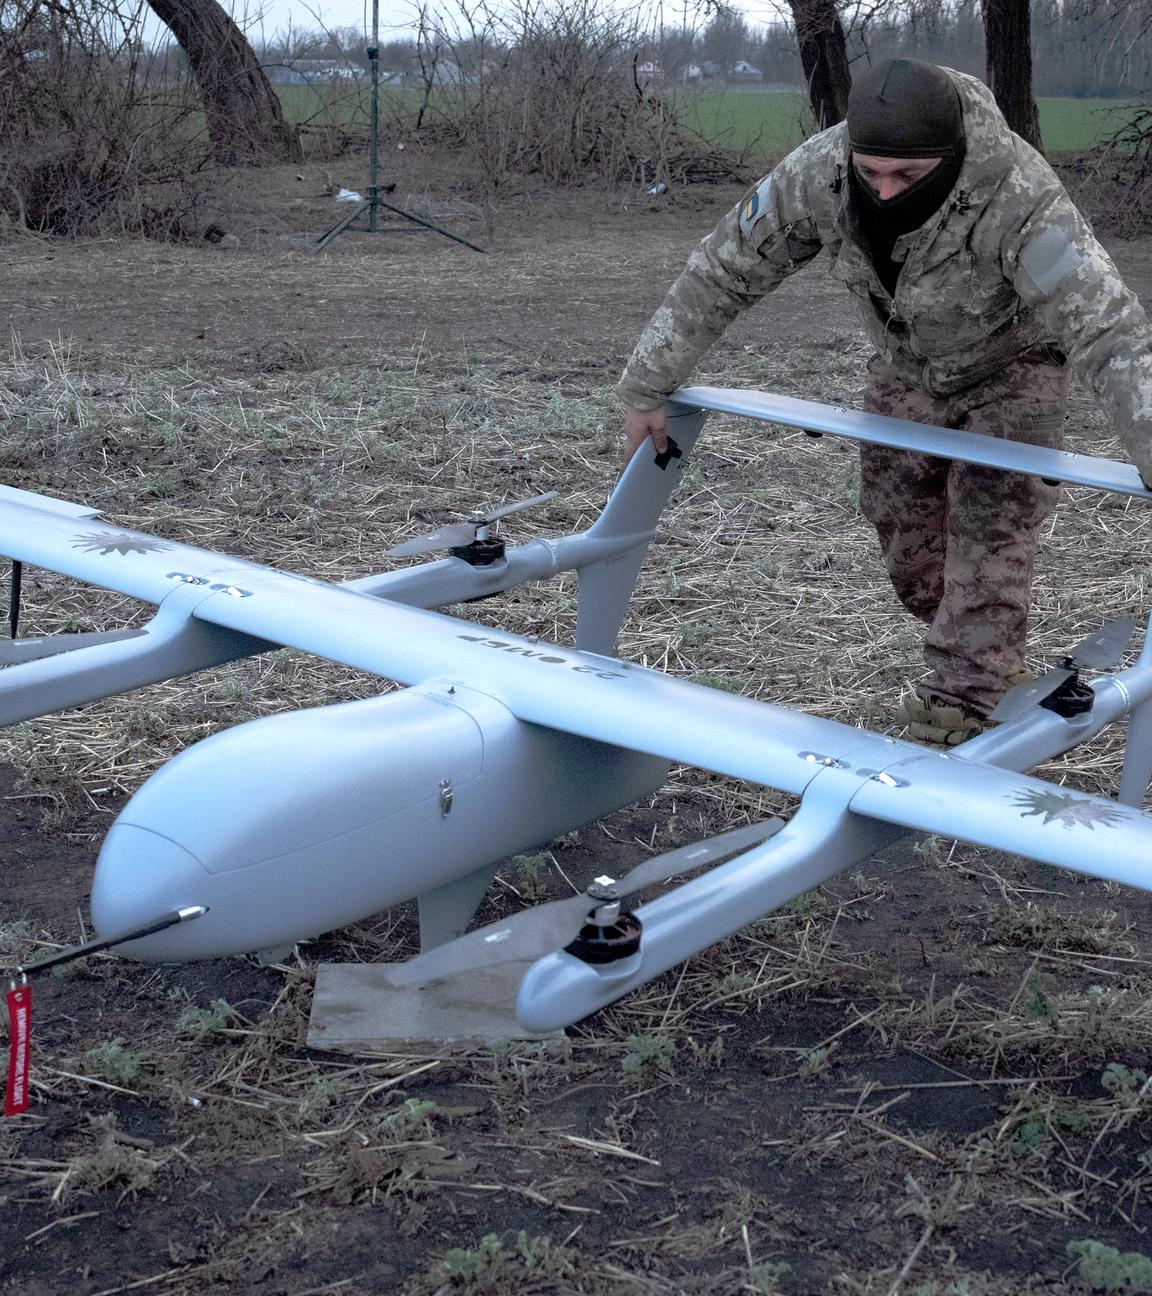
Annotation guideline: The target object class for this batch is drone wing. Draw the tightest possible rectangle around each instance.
[0,484,269,605]
[0,484,101,519]
[0,483,848,796]
[3,484,1150,896]
[850,751,1152,892]
[195,575,1152,889]
[674,388,1151,497]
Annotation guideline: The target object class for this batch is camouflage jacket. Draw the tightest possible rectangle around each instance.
[618,71,1152,479]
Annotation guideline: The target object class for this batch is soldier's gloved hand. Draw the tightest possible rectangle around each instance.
[623,406,668,463]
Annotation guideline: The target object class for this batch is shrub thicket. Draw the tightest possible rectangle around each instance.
[0,0,211,238]
[412,0,745,190]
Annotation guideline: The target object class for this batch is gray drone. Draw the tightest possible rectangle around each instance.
[3,388,1152,1035]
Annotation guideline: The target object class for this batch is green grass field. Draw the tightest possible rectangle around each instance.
[278,83,1136,160]
[682,91,1136,157]
[1037,96,1136,154]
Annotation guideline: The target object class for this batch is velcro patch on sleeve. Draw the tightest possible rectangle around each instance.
[739,176,773,237]
[1018,225,1083,295]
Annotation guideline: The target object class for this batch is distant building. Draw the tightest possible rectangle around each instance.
[268,59,364,86]
[430,60,464,85]
[732,60,763,82]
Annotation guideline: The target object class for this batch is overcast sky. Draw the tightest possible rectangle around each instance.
[222,0,771,45]
[232,0,419,43]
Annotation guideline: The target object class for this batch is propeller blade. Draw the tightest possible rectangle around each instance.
[385,522,477,558]
[383,817,786,987]
[990,667,1075,723]
[482,490,559,523]
[610,817,786,898]
[384,893,593,986]
[1066,618,1138,670]
[991,619,1139,723]
[386,491,559,558]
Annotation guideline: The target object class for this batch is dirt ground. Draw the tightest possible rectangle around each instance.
[3,156,1152,1296]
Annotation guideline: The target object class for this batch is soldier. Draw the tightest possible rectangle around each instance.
[618,58,1152,745]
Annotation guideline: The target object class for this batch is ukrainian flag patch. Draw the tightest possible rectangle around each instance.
[739,176,772,236]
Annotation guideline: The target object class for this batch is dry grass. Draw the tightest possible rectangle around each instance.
[2,207,1152,1293]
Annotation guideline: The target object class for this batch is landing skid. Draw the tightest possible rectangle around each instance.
[307,959,559,1050]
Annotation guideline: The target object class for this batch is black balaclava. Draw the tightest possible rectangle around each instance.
[845,58,966,294]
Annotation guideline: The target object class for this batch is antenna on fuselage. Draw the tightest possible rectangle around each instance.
[9,560,20,638]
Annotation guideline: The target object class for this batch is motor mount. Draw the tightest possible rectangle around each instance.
[1039,663,1096,718]
[565,910,643,964]
[450,537,506,567]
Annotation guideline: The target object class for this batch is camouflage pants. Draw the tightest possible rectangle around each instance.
[860,351,1068,715]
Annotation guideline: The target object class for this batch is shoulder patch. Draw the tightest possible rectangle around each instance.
[1019,225,1083,295]
[739,176,773,237]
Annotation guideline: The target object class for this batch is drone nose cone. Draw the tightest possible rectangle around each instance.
[91,825,212,961]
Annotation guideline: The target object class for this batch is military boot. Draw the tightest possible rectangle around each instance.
[901,689,987,746]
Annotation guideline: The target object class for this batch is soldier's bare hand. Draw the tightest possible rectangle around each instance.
[623,406,668,463]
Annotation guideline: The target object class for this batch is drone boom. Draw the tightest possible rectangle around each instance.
[383,818,787,987]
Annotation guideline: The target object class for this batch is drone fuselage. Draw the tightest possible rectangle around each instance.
[89,682,668,960]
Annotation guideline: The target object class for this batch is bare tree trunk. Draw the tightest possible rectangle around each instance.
[147,0,301,163]
[983,0,1043,151]
[786,0,852,130]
